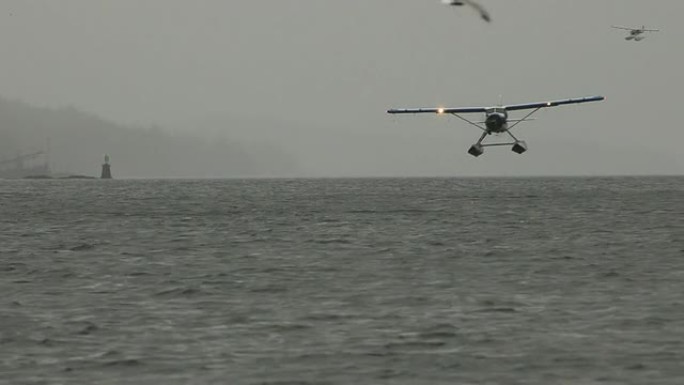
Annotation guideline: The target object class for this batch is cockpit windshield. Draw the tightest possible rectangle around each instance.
[486,107,507,116]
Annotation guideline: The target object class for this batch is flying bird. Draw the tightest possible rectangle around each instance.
[442,0,491,23]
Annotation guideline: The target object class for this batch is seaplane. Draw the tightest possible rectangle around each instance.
[612,25,659,41]
[387,96,604,157]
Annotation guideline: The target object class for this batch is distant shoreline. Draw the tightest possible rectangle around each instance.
[20,175,97,180]
[6,174,683,181]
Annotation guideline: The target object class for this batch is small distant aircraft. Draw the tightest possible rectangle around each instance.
[442,0,491,23]
[387,96,604,157]
[612,25,659,41]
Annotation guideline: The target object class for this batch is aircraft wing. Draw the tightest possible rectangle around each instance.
[505,96,605,111]
[387,106,487,114]
[611,25,633,31]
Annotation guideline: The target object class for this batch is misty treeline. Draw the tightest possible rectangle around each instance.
[0,97,296,178]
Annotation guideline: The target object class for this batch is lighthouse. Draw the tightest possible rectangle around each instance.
[100,154,112,179]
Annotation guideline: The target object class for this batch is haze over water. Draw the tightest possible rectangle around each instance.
[2,1,684,177]
[2,177,683,384]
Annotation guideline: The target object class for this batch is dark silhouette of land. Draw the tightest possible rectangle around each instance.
[0,97,297,178]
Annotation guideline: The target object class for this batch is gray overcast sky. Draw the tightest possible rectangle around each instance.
[1,0,683,176]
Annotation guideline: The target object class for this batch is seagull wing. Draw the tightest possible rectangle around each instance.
[443,0,491,23]
[463,0,491,22]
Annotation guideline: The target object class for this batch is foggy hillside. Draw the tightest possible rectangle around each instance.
[0,97,297,178]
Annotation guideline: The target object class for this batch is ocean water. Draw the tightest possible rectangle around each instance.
[1,177,683,385]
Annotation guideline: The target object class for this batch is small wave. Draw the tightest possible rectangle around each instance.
[0,336,16,344]
[417,323,460,339]
[154,287,201,296]
[309,239,352,245]
[475,307,517,313]
[255,381,328,385]
[375,368,408,380]
[302,312,358,322]
[626,363,647,371]
[384,340,447,351]
[90,349,123,359]
[602,270,620,277]
[418,330,459,339]
[249,285,289,294]
[268,323,312,332]
[70,243,95,251]
[77,323,99,335]
[347,210,377,214]
[127,271,152,277]
[102,358,142,367]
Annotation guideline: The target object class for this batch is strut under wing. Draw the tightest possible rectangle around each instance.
[387,106,487,114]
[504,96,605,111]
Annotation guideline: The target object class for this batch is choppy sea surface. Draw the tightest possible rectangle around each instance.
[1,177,683,385]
